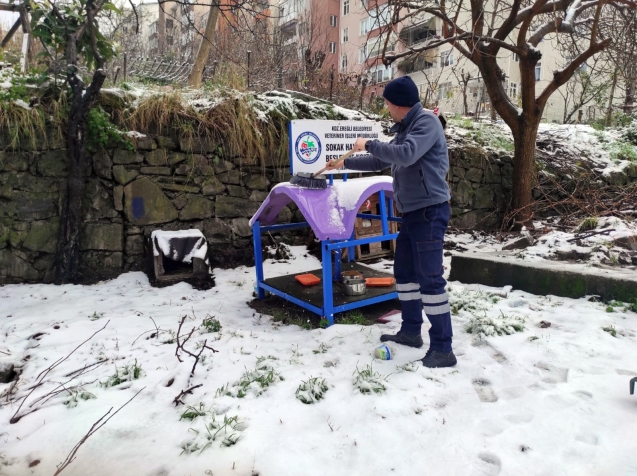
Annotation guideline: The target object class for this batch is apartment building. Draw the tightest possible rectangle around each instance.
[119,1,160,57]
[274,0,341,74]
[337,0,601,123]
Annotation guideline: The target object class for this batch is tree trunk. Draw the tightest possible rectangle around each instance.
[188,1,220,88]
[510,119,540,228]
[54,66,106,283]
[462,85,468,116]
[605,68,618,126]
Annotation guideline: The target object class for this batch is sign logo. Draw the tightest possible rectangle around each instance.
[295,132,322,164]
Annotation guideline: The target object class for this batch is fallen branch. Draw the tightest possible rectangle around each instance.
[567,229,615,242]
[172,384,203,406]
[10,322,109,424]
[63,359,108,379]
[54,387,144,476]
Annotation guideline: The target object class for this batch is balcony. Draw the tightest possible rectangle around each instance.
[400,18,437,47]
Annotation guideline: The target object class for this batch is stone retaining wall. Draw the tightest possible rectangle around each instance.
[0,129,623,285]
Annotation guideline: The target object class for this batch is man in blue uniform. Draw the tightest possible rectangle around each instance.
[326,76,455,368]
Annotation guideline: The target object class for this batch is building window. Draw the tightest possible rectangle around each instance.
[438,82,452,100]
[330,15,337,27]
[440,50,453,67]
[360,18,370,36]
[299,22,307,36]
[509,82,517,98]
[343,0,349,15]
[330,42,336,53]
[359,7,392,36]
[166,19,174,30]
[535,63,541,81]
[359,45,367,63]
[342,54,348,69]
[369,64,392,84]
[342,27,349,43]
[513,52,519,62]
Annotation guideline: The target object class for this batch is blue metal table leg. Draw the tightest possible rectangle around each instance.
[322,240,334,326]
[252,221,266,299]
[334,248,341,281]
[379,190,389,235]
[348,231,355,262]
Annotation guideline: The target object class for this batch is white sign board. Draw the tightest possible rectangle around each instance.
[289,120,382,175]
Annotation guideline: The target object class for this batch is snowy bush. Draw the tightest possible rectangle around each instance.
[296,377,329,404]
[465,311,526,338]
[449,288,500,316]
[353,364,389,394]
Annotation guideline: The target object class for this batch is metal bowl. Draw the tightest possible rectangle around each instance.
[343,278,367,296]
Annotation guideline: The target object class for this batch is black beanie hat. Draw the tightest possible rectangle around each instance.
[383,76,420,107]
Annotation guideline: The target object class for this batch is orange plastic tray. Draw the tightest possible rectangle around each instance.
[295,273,321,286]
[365,277,395,287]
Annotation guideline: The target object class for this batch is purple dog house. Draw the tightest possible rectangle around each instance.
[250,176,402,325]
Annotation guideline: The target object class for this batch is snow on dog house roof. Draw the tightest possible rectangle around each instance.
[249,176,394,241]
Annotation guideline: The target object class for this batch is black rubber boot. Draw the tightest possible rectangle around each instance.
[421,349,457,368]
[380,331,424,348]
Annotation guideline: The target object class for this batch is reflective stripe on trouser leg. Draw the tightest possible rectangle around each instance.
[397,282,421,301]
[422,292,450,315]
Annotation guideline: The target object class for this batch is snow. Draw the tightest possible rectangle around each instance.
[326,190,346,234]
[12,99,31,110]
[330,176,393,211]
[151,229,208,263]
[1,246,636,475]
[448,217,637,269]
[125,131,146,138]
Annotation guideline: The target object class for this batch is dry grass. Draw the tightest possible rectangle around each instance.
[0,92,67,150]
[124,91,289,167]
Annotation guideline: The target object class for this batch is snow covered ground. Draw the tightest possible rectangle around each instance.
[447,217,637,270]
[0,247,636,476]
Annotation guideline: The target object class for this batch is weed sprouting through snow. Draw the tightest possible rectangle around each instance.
[100,360,144,387]
[313,343,330,354]
[63,389,96,408]
[353,364,390,394]
[296,377,329,404]
[602,325,617,337]
[222,361,283,398]
[181,413,245,455]
[202,316,222,333]
[180,403,208,421]
[88,311,104,321]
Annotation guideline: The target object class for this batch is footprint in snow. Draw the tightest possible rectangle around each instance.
[473,452,502,475]
[473,379,498,403]
[535,361,569,383]
[575,433,600,446]
[615,369,636,376]
[504,411,534,424]
[471,340,507,364]
[573,390,593,400]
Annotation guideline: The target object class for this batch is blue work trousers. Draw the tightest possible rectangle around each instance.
[394,202,453,352]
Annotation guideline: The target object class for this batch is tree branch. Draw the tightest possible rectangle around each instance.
[537,38,611,109]
[54,388,144,476]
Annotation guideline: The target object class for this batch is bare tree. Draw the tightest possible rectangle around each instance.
[31,0,119,283]
[381,0,636,227]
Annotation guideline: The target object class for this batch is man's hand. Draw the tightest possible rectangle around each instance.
[353,137,368,152]
[325,159,344,170]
